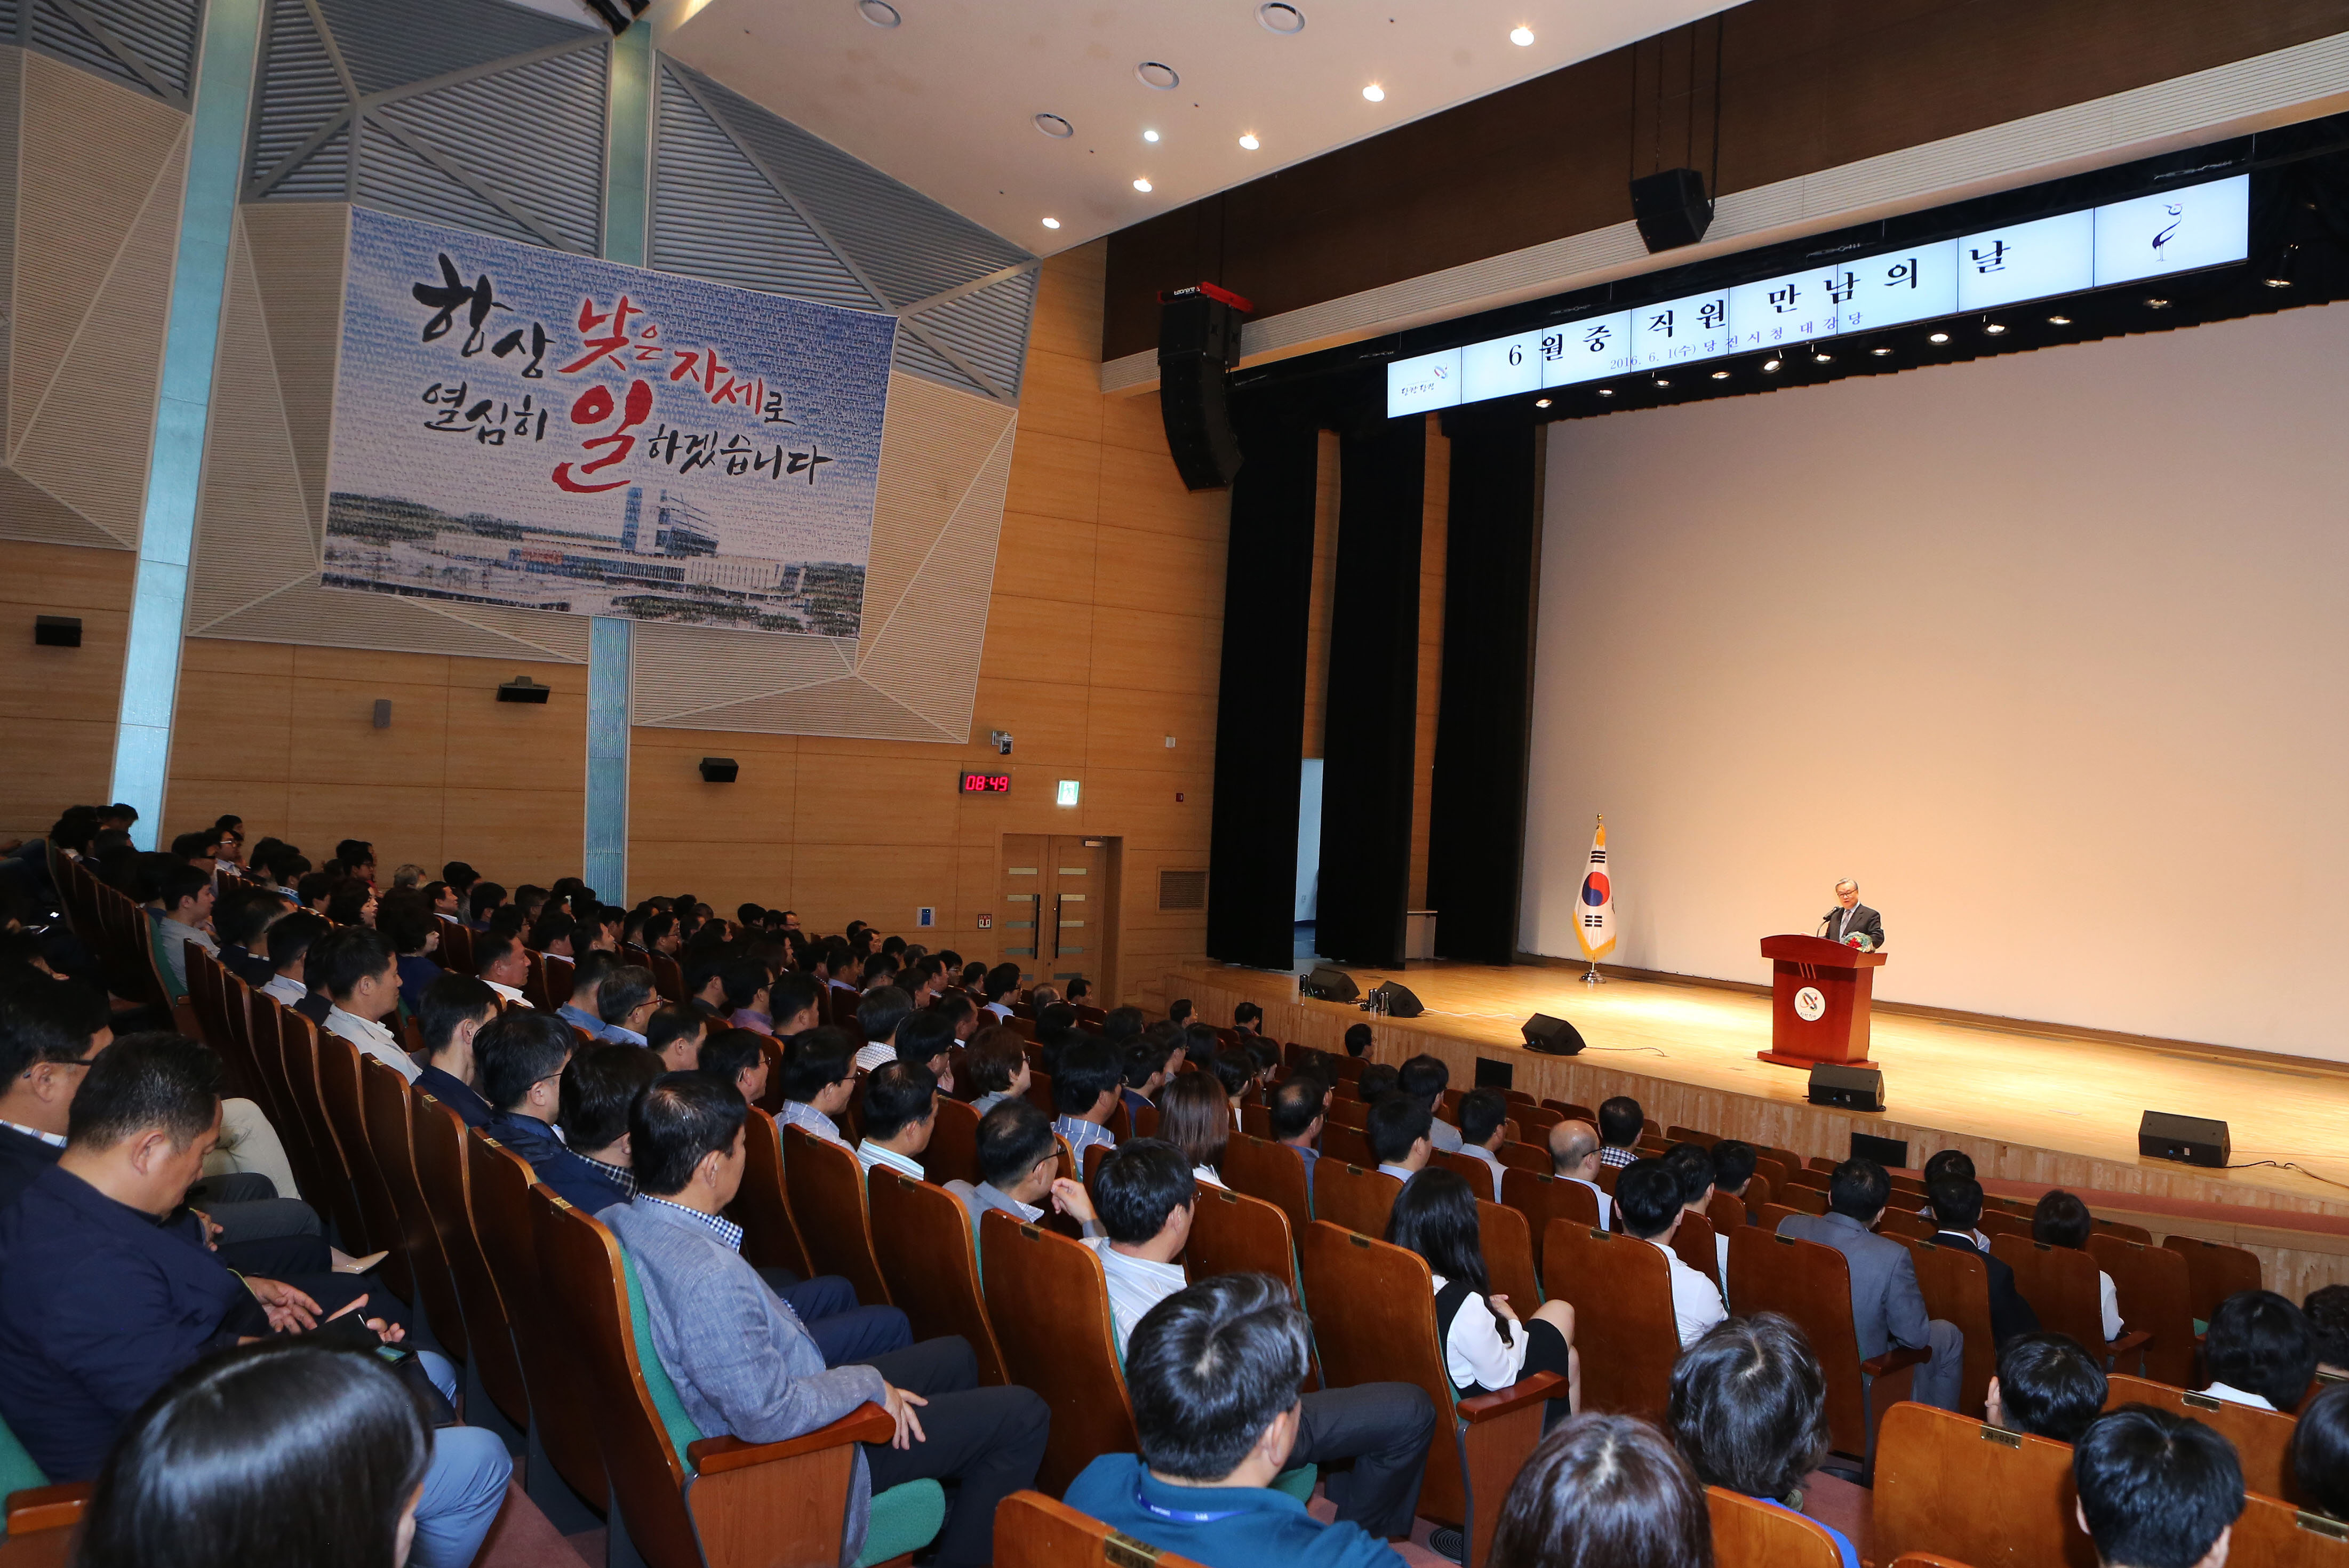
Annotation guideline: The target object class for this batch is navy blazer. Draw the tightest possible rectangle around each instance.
[217,944,277,989]
[485,1110,627,1215]
[0,1124,61,1215]
[0,1164,252,1479]
[416,1063,494,1128]
[1932,1229,2042,1347]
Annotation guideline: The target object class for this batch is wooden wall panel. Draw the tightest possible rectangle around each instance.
[1102,0,2349,359]
[0,541,135,842]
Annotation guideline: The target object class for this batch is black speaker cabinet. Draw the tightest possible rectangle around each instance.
[1158,292,1244,491]
[1629,166,1714,253]
[2139,1110,2230,1168]
[1807,1062,1885,1112]
[1303,965,1359,1003]
[1369,981,1423,1018]
[1522,1013,1586,1055]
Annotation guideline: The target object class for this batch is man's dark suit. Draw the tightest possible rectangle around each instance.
[1932,1230,2041,1347]
[0,1125,325,1277]
[1821,902,1886,949]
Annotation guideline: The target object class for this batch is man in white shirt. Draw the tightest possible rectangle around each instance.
[853,1062,935,1182]
[308,926,419,1084]
[979,963,1019,1022]
[1661,1141,1731,1285]
[1545,1119,1615,1230]
[1050,1038,1124,1162]
[1453,1089,1511,1201]
[851,986,912,1074]
[1368,1092,1433,1184]
[779,1029,855,1147]
[944,1099,1101,1245]
[475,933,532,1010]
[1616,1160,1727,1348]
[257,910,332,1022]
[2199,1290,2319,1412]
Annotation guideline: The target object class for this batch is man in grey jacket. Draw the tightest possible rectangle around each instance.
[606,1074,1048,1568]
[944,1099,1104,1246]
[1777,1158,1963,1412]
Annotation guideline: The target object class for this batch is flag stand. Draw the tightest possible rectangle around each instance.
[1580,961,1605,985]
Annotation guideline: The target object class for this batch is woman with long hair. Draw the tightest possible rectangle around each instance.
[1387,1167,1579,1407]
[1155,1069,1230,1186]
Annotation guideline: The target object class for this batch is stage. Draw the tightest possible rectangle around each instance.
[1162,958,2349,1298]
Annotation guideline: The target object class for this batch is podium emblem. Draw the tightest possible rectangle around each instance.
[1794,986,1826,1022]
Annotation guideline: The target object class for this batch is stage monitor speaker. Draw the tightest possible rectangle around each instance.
[1158,288,1245,491]
[1522,1013,1586,1055]
[1629,166,1714,253]
[1303,965,1359,1003]
[1807,1062,1885,1112]
[1369,981,1423,1018]
[2140,1110,2230,1168]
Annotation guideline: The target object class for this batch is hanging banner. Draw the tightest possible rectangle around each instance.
[321,208,896,638]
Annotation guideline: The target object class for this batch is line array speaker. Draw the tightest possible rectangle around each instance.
[1629,166,1714,253]
[1158,286,1247,491]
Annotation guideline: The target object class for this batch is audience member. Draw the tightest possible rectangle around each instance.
[412,974,499,1127]
[1208,1047,1256,1117]
[309,926,417,1084]
[1232,1001,1263,1035]
[1616,1160,1728,1348]
[854,1062,937,1180]
[1156,1069,1230,1187]
[944,1099,1100,1242]
[1986,1332,2107,1443]
[853,985,914,1073]
[377,891,442,1015]
[1596,1097,1643,1169]
[1367,1091,1433,1181]
[1395,1056,1460,1153]
[2033,1190,2123,1342]
[1088,1140,1436,1538]
[1668,1315,1857,1568]
[211,890,280,988]
[2307,1284,2349,1377]
[1547,1119,1615,1228]
[699,1026,770,1105]
[1343,1021,1371,1057]
[1928,1177,2040,1343]
[1778,1158,1962,1410]
[1064,1274,1410,1568]
[558,948,620,1041]
[1659,1142,1728,1281]
[1052,1037,1124,1158]
[597,963,660,1045]
[1389,1167,1579,1409]
[260,910,331,1023]
[149,863,215,999]
[605,1074,1049,1568]
[893,1009,957,1093]
[1270,1075,1326,1187]
[645,1003,706,1074]
[780,1026,857,1145]
[2291,1382,2349,1522]
[768,971,823,1038]
[2201,1290,2318,1412]
[1453,1087,1511,1199]
[1121,1034,1172,1119]
[475,932,532,1009]
[965,1026,1030,1116]
[2072,1405,2241,1568]
[1711,1139,1759,1207]
[1489,1414,1713,1568]
[555,1043,665,1212]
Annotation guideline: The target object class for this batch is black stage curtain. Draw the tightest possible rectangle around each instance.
[1315,415,1426,967]
[1427,411,1540,964]
[1205,400,1321,969]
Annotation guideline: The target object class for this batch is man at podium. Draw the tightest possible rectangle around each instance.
[1819,878,1884,950]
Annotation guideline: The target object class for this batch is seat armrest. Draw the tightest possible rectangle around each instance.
[1458,1371,1564,1423]
[6,1482,92,1533]
[1863,1346,1930,1378]
[688,1402,896,1474]
[2104,1329,2153,1369]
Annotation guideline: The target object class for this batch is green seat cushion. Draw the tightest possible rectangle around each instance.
[1271,1464,1317,1506]
[0,1411,50,1540]
[617,1244,943,1563]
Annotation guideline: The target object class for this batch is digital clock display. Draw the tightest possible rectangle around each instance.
[960,772,1011,794]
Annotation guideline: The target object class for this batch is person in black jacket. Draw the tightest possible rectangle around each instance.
[1927,1176,2040,1346]
[1820,878,1885,949]
[1987,1332,2105,1442]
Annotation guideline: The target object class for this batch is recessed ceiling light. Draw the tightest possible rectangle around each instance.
[1137,61,1179,90]
[1655,378,1670,387]
[1509,25,1535,45]
[1362,83,1385,102]
[1982,323,2007,335]
[1927,331,1950,343]
[856,0,900,25]
[2048,314,2072,324]
[1869,346,1891,356]
[1762,357,1781,372]
[1257,2,1306,33]
[2144,297,2170,309]
[1143,129,1159,142]
[1813,352,1832,362]
[1711,369,1729,379]
[1596,388,1613,397]
[1033,113,1073,139]
[1132,177,1153,192]
[1533,397,1551,407]
[1238,133,1260,150]
[1041,217,1060,229]
[2260,276,2292,289]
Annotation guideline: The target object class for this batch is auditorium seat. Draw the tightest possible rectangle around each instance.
[1185,1181,1327,1385]
[1751,1154,1793,1196]
[1671,1208,1722,1292]
[1665,1124,1718,1148]
[2162,1234,2264,1325]
[532,1187,940,1568]
[2090,1215,2153,1246]
[1023,1071,1054,1115]
[1896,1235,1995,1417]
[1321,1122,1375,1167]
[1513,1103,1564,1141]
[1540,1099,1595,1124]
[1434,1147,1505,1198]
[1327,1097,1370,1130]
[1311,1160,1401,1239]
[1877,1208,1937,1241]
[1757,1201,1802,1233]
[867,1165,1008,1385]
[649,952,684,1003]
[542,952,575,1007]
[1979,1211,2034,1243]
[1221,1132,1314,1234]
[2105,1373,2298,1502]
[1540,1220,1674,1423]
[359,1058,468,1361]
[779,1124,892,1306]
[1888,1557,1984,1568]
[1299,1221,1559,1568]
[994,1491,1209,1568]
[272,1005,370,1255]
[1733,1226,1924,1464]
[1705,1486,1845,1568]
[315,1029,414,1301]
[521,949,553,1012]
[1780,1184,1830,1217]
[2227,1490,2349,1567]
[978,1210,1136,1495]
[413,1093,529,1434]
[2088,1234,2196,1387]
[1708,1189,1751,1238]
[1496,1142,1548,1175]
[921,1095,982,1187]
[240,995,330,1214]
[1082,1142,1110,1191]
[1993,1236,2152,1372]
[1480,1199,1541,1309]
[1870,1401,2096,1568]
[1239,1101,1271,1139]
[732,1108,814,1279]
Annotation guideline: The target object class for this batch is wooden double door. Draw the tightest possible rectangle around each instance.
[995,835,1120,1001]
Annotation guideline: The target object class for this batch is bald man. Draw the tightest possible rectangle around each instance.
[1820,879,1885,950]
[1547,1118,1613,1229]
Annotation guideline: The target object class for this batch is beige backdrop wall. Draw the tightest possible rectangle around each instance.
[1526,301,2349,1062]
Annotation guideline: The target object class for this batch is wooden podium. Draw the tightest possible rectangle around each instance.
[1759,935,1885,1068]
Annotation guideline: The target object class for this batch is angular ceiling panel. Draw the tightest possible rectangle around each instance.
[376,45,606,253]
[312,0,594,98]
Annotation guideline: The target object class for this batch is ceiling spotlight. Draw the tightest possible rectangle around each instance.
[1534,397,1552,407]
[2144,297,2170,309]
[1142,129,1159,142]
[1654,378,1670,388]
[1812,351,1832,362]
[1238,133,1260,150]
[2047,314,2072,324]
[1870,346,1892,356]
[1136,61,1179,90]
[1034,113,1073,139]
[1132,177,1153,192]
[2260,276,2292,289]
[1711,369,1730,379]
[1509,25,1535,45]
[1927,331,1950,343]
[856,0,900,25]
[1596,388,1614,397]
[1362,83,1385,101]
[1257,1,1306,33]
[1041,217,1060,229]
[1982,323,2007,335]
[1762,357,1781,372]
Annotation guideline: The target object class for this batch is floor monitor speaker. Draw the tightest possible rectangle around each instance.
[1522,1013,1585,1055]
[1303,965,1359,1003]
[1369,982,1423,1018]
[1629,166,1714,252]
[1807,1062,1885,1112]
[2140,1110,2230,1168]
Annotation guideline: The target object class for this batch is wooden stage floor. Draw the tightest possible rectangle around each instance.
[1165,958,2349,1238]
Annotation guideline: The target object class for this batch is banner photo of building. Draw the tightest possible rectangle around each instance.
[323,208,896,639]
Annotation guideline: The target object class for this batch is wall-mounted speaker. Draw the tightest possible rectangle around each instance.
[1807,1062,1886,1112]
[33,615,81,647]
[698,757,740,783]
[1158,285,1248,491]
[1522,1013,1586,1055]
[1629,166,1715,253]
[2139,1110,2230,1168]
[496,676,550,705]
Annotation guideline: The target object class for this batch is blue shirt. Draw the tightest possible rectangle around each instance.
[396,954,442,1017]
[1762,1498,1860,1568]
[557,1003,614,1041]
[1064,1454,1403,1568]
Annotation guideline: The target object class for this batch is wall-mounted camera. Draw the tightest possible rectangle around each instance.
[990,730,1013,756]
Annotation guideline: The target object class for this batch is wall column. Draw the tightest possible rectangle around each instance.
[109,0,263,847]
[585,24,653,899]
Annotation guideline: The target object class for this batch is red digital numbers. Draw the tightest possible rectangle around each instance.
[959,772,1011,795]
